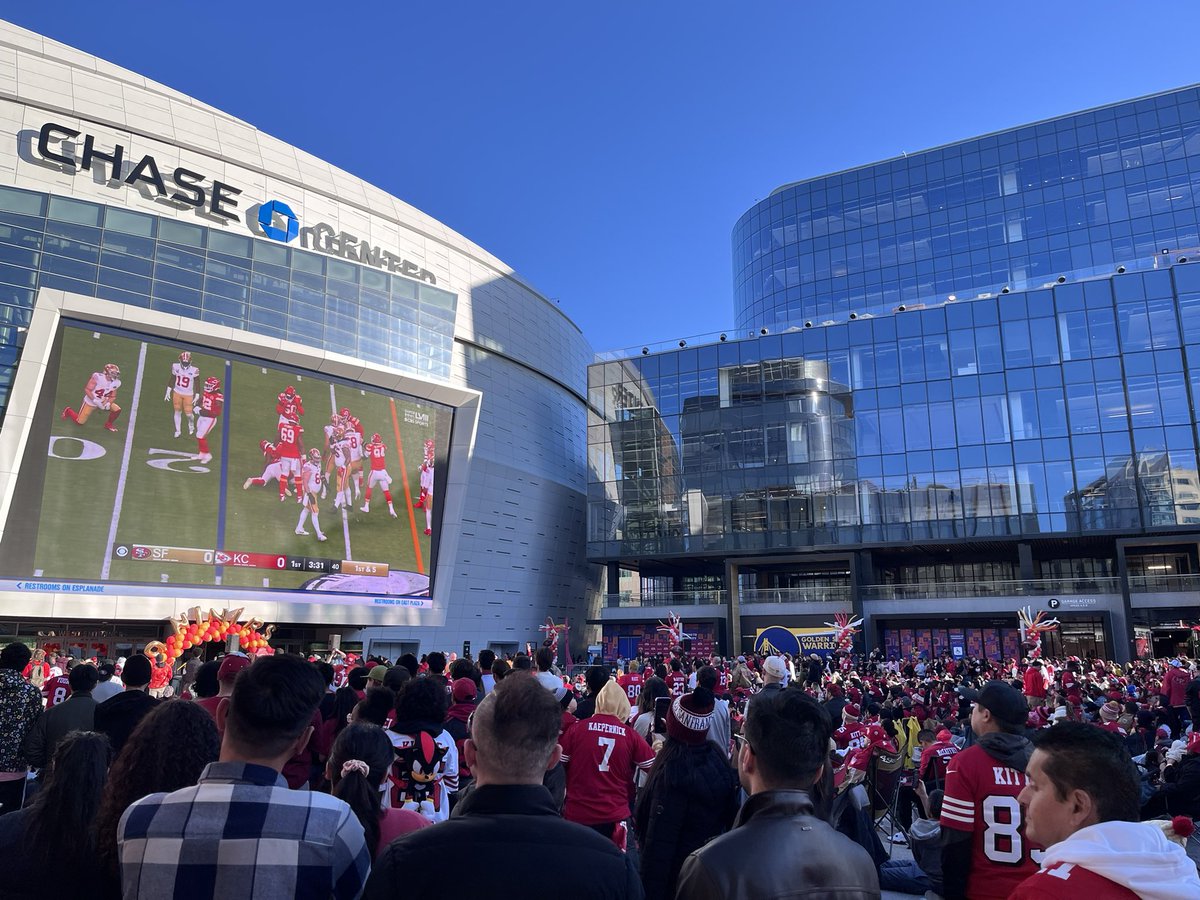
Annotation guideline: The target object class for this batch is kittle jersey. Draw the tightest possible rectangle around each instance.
[171,362,199,393]
[939,744,1043,900]
[559,713,654,825]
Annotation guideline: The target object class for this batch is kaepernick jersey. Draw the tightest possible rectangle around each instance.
[1010,862,1139,899]
[668,673,687,698]
[277,421,303,458]
[42,673,71,707]
[198,389,223,418]
[86,372,120,407]
[171,362,199,394]
[366,440,388,470]
[617,672,643,702]
[559,713,654,825]
[276,393,304,419]
[940,744,1043,900]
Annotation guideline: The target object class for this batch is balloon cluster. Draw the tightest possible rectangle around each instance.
[146,606,276,664]
[824,612,864,653]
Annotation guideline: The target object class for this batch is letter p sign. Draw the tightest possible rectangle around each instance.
[258,199,299,242]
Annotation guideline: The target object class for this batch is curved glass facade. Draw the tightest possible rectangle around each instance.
[0,186,457,421]
[734,85,1200,332]
[591,262,1200,559]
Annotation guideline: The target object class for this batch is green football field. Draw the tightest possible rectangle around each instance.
[31,325,443,594]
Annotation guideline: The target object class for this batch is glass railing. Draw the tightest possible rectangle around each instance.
[605,590,727,608]
[860,577,1121,601]
[739,586,853,604]
[1128,573,1200,593]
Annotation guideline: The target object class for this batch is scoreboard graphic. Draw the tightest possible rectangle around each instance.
[114,543,388,580]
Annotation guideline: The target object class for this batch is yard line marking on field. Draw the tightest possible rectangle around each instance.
[390,398,424,575]
[329,383,352,560]
[214,359,233,584]
[101,341,147,580]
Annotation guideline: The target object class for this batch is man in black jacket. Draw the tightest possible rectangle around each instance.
[21,662,99,768]
[363,673,643,900]
[674,689,880,900]
[93,653,158,756]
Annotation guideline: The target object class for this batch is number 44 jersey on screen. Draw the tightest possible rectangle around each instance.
[0,322,452,603]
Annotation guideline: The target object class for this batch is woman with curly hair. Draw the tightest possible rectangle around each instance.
[0,730,111,898]
[327,723,428,857]
[388,677,459,822]
[93,700,220,898]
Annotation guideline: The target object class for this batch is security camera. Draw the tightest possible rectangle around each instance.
[641,347,649,355]
[849,312,858,319]
[760,328,769,335]
[719,333,727,341]
[1116,266,1126,274]
[1056,275,1067,284]
[804,321,813,328]
[1001,286,1010,294]
[678,340,687,348]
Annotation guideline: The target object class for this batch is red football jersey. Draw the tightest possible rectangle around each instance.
[940,744,1043,900]
[367,441,388,470]
[1010,862,1138,899]
[42,674,71,707]
[559,713,654,825]
[833,720,868,750]
[276,393,304,418]
[617,672,643,702]
[277,421,303,458]
[199,389,223,418]
[668,673,687,697]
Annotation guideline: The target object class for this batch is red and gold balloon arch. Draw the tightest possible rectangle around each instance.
[144,606,275,664]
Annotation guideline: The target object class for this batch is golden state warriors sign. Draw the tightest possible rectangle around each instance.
[754,625,840,658]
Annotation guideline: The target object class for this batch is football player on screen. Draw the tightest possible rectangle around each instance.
[343,418,365,500]
[194,376,223,464]
[329,426,353,511]
[277,385,304,425]
[418,457,434,535]
[62,363,123,432]
[295,448,328,542]
[275,414,305,501]
[360,433,397,518]
[165,350,199,438]
[243,440,292,495]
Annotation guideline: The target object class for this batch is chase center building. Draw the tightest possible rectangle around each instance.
[0,21,597,660]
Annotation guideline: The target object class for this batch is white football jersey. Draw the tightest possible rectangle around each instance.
[171,362,200,393]
[302,460,323,495]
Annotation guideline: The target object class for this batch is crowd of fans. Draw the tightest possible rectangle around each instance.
[1,636,1199,899]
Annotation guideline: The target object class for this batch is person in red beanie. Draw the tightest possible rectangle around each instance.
[196,653,252,724]
[443,677,477,791]
[633,688,739,900]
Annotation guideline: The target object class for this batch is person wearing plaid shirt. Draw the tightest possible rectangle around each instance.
[117,655,370,900]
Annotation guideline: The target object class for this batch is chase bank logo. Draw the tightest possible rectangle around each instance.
[258,199,299,242]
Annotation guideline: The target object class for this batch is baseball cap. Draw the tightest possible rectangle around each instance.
[217,653,252,683]
[737,655,746,663]
[97,661,116,680]
[976,681,1027,729]
[451,677,477,702]
[1170,659,1183,668]
[1188,732,1200,756]
[367,665,388,683]
[763,656,788,680]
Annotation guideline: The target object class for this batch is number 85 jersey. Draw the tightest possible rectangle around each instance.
[940,742,1044,900]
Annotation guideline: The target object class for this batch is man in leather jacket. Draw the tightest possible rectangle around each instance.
[674,689,880,900]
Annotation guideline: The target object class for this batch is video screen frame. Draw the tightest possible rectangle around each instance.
[0,289,481,628]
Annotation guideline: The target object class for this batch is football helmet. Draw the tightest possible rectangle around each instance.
[205,376,220,392]
[330,413,342,425]
[284,386,296,397]
[339,407,351,418]
[333,426,346,441]
[371,432,382,443]
[259,439,272,453]
[103,363,120,378]
[178,351,191,366]
[308,448,322,463]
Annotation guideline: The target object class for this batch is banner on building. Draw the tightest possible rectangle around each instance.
[754,625,840,658]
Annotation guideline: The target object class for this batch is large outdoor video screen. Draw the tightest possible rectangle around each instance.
[0,321,453,606]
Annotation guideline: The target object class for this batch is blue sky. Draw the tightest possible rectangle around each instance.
[7,3,1200,351]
